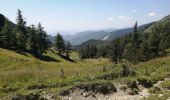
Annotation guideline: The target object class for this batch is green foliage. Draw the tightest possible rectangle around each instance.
[149,86,161,94]
[79,44,98,59]
[16,9,27,50]
[55,33,65,55]
[120,64,136,77]
[60,80,117,95]
[65,41,72,58]
[0,10,49,56]
[161,80,170,89]
[111,17,170,63]
[110,39,123,63]
[137,76,153,88]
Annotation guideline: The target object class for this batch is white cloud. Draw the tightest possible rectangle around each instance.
[132,10,137,13]
[147,12,156,17]
[117,16,131,20]
[107,17,115,21]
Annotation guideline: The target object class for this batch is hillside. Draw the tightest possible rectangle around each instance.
[0,48,170,99]
[69,31,109,45]
[0,48,111,98]
[145,15,170,33]
[73,39,111,51]
[104,22,154,40]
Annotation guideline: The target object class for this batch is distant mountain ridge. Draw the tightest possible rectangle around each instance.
[69,31,108,45]
[106,22,154,40]
[64,22,154,45]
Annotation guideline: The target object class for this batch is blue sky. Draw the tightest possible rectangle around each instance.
[1,0,170,34]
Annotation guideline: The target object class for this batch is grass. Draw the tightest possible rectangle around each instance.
[161,80,170,89]
[0,48,170,99]
[0,48,110,98]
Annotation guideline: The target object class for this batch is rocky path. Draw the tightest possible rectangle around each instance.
[61,78,170,100]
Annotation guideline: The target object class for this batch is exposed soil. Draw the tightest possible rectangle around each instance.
[61,84,150,100]
[61,78,170,100]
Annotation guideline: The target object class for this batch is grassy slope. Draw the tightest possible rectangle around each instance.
[0,48,170,99]
[0,48,110,98]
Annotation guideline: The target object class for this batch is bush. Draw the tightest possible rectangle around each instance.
[120,64,136,77]
[60,81,117,96]
[149,86,161,94]
[161,80,170,89]
[137,76,153,88]
[77,81,117,94]
[127,81,138,90]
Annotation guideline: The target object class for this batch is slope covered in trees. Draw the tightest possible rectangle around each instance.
[0,10,50,56]
[79,15,170,63]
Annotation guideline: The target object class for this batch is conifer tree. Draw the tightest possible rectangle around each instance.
[16,9,27,50]
[29,25,39,54]
[55,33,65,55]
[111,39,122,64]
[1,20,13,49]
[65,41,71,58]
[37,23,48,56]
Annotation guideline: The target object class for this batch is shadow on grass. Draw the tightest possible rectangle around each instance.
[34,54,60,62]
[16,51,59,62]
[59,54,76,63]
[16,51,29,57]
[15,50,75,62]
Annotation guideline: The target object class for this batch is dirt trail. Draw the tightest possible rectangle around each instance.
[61,84,150,100]
[61,78,170,100]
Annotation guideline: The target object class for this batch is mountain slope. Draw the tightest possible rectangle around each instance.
[145,15,170,33]
[73,39,111,51]
[69,31,109,45]
[106,22,154,40]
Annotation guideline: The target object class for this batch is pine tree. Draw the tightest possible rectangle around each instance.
[111,39,122,64]
[29,25,39,54]
[125,22,141,62]
[55,33,65,55]
[79,47,85,60]
[65,41,71,58]
[37,23,48,56]
[1,20,13,49]
[0,30,4,47]
[0,14,6,47]
[149,31,160,58]
[16,9,27,50]
[97,46,107,57]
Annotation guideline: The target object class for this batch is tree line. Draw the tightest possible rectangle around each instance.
[79,20,170,63]
[110,21,170,63]
[0,9,50,56]
[55,33,72,58]
[0,9,72,58]
[1,9,169,62]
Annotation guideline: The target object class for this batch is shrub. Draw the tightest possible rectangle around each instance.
[149,86,161,94]
[137,76,153,88]
[127,81,138,90]
[120,64,136,77]
[60,81,117,96]
[161,80,170,89]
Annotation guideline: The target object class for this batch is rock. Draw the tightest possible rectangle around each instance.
[12,95,24,100]
[42,92,46,94]
[83,92,91,98]
[158,94,163,97]
[80,92,83,95]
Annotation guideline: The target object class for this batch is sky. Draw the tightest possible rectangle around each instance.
[1,0,170,35]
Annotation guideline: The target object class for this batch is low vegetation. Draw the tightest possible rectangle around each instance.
[0,48,170,99]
